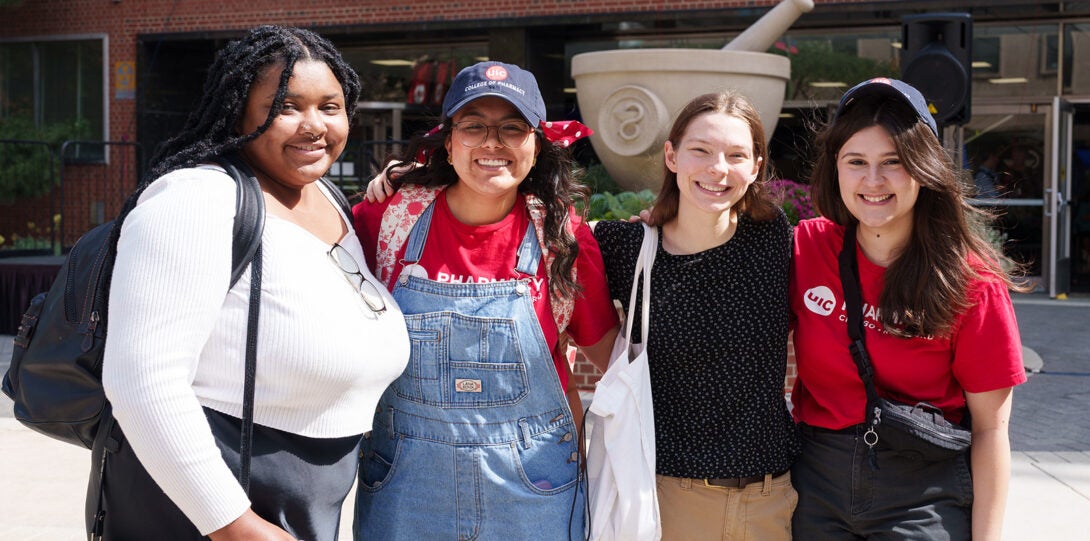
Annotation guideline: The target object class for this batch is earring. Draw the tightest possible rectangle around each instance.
[447,155,453,165]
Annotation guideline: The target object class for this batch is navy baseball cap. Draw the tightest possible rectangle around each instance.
[834,77,939,136]
[442,62,546,126]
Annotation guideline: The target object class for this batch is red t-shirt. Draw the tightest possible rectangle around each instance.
[353,191,617,390]
[789,218,1027,429]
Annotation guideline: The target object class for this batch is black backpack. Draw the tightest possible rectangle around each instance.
[1,152,350,449]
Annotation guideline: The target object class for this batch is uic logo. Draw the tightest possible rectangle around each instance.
[804,285,837,316]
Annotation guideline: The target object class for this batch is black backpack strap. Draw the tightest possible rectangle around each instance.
[87,405,116,539]
[319,176,353,218]
[239,242,262,492]
[215,153,265,289]
[211,152,265,493]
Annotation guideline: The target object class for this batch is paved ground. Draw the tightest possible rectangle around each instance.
[1000,294,1090,540]
[1,292,1088,539]
[1005,297,1090,453]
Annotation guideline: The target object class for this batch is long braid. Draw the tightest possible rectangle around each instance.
[144,25,360,184]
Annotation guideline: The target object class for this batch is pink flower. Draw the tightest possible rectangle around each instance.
[767,179,817,225]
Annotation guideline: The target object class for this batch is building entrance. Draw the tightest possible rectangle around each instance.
[1067,105,1090,293]
[965,101,1090,296]
[964,104,1047,284]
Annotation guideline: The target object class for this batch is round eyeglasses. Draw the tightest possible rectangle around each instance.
[451,121,535,149]
[328,243,387,316]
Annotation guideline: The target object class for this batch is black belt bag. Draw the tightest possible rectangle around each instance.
[839,223,971,466]
[868,397,971,460]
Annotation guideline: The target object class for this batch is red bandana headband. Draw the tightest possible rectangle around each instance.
[539,120,593,147]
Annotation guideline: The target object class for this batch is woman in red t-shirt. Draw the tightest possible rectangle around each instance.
[789,78,1028,541]
[351,61,618,540]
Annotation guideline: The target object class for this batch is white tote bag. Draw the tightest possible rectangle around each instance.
[586,223,660,541]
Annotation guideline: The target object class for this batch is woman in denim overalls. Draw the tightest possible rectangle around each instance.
[352,62,619,540]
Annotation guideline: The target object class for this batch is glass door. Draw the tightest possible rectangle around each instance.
[964,104,1047,283]
[1072,107,1090,293]
[1046,97,1075,298]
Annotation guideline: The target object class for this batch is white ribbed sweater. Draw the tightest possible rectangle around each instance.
[102,166,410,534]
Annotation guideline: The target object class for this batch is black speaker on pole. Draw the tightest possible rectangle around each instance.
[901,13,973,128]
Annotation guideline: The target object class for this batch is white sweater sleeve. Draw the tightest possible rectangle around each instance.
[102,167,250,535]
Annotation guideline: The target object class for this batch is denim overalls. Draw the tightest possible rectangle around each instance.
[355,203,585,540]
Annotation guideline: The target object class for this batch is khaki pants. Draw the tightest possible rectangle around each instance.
[656,472,797,541]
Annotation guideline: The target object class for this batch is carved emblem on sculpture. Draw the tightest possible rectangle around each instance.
[572,0,814,190]
[598,85,668,157]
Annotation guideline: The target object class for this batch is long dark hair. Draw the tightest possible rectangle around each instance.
[144,25,360,183]
[649,90,779,225]
[810,95,1021,338]
[388,123,588,302]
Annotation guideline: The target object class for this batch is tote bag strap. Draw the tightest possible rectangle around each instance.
[624,223,657,347]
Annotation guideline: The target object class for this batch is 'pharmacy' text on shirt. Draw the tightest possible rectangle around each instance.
[436,272,545,293]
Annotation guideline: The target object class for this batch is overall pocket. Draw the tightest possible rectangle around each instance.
[393,311,529,408]
[509,420,582,494]
[358,431,401,492]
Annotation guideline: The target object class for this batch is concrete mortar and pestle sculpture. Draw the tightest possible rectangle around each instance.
[571,0,814,191]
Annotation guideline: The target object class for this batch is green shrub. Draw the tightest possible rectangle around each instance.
[580,162,624,194]
[0,214,62,254]
[0,116,90,203]
[584,190,657,221]
[577,162,654,221]
[578,166,818,226]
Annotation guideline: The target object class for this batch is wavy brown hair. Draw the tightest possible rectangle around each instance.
[649,91,779,225]
[810,94,1022,338]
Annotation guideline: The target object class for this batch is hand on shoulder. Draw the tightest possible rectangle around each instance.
[363,161,418,203]
[628,208,655,225]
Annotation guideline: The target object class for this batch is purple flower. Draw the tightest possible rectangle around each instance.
[767,179,817,225]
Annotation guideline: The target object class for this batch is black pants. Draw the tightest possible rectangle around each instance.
[89,407,361,541]
[791,424,973,541]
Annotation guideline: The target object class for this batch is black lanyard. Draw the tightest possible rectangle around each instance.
[837,222,884,465]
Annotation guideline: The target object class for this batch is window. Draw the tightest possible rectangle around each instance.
[1064,23,1090,94]
[0,36,106,162]
[971,25,1059,99]
[774,31,901,102]
[974,36,1001,77]
[339,43,487,105]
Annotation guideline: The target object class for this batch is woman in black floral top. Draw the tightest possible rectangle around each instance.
[594,91,800,540]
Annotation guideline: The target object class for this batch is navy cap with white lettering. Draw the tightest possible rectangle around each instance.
[442,62,546,127]
[834,77,939,136]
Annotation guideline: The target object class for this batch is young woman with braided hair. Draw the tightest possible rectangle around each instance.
[142,25,362,181]
[101,25,409,540]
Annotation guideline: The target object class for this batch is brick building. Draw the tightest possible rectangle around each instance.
[3,0,1090,389]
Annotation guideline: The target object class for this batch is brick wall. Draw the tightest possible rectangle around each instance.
[1,0,858,245]
[0,142,143,250]
[0,0,798,40]
[0,0,873,148]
